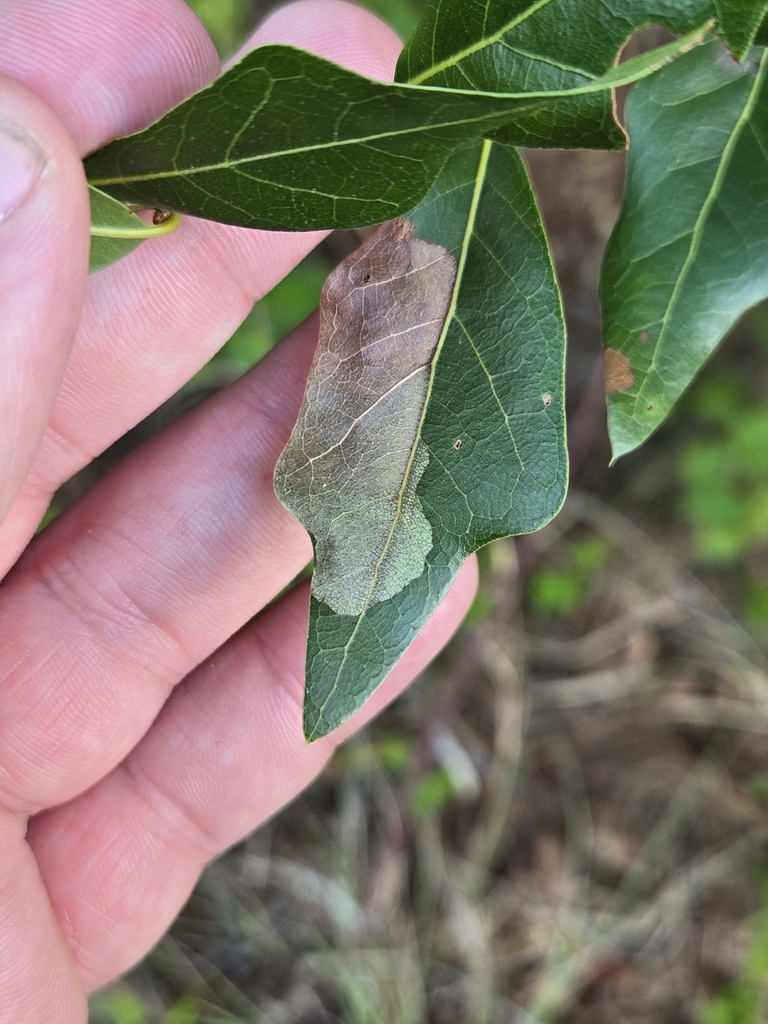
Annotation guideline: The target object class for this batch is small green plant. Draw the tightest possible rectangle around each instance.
[702,871,768,1024]
[528,536,612,616]
[84,1,768,737]
[90,987,205,1024]
[680,376,768,565]
[411,767,456,816]
[88,989,147,1024]
[163,994,202,1024]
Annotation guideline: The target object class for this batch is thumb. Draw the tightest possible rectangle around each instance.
[0,74,89,531]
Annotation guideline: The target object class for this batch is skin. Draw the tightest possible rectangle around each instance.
[0,2,478,1020]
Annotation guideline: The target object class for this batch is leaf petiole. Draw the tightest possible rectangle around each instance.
[89,211,182,239]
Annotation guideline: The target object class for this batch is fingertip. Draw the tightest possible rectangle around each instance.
[244,0,404,80]
[0,0,221,154]
[0,73,89,237]
[0,74,89,525]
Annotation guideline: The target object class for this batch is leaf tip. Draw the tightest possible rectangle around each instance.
[302,706,334,744]
[608,427,644,464]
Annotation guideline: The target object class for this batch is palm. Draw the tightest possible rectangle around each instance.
[0,2,475,1020]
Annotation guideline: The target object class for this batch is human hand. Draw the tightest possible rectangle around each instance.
[0,2,477,1020]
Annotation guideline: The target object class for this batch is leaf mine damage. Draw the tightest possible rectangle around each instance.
[275,219,457,617]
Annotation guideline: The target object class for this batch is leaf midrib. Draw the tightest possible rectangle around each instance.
[498,41,599,81]
[632,49,768,417]
[87,109,514,187]
[282,363,430,475]
[310,139,493,734]
[410,0,557,85]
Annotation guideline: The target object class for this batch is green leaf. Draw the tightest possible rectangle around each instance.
[601,39,768,459]
[299,140,567,739]
[715,0,768,58]
[84,36,704,231]
[88,185,181,273]
[397,0,717,148]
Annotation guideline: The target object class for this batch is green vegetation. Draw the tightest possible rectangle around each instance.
[679,374,768,567]
[528,536,612,617]
[185,0,249,55]
[703,873,768,1024]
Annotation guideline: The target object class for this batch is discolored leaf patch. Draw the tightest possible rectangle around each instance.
[275,218,456,617]
[604,348,635,394]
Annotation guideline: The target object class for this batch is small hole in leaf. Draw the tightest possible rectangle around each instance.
[453,438,463,451]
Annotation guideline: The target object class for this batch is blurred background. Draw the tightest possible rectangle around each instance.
[79,2,768,1021]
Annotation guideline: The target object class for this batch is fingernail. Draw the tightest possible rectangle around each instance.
[0,119,44,223]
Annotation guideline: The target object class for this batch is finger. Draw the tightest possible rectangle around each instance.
[0,317,318,816]
[0,76,89,525]
[0,1,403,572]
[230,0,405,79]
[0,0,219,155]
[0,807,87,1024]
[0,0,218,566]
[28,559,478,990]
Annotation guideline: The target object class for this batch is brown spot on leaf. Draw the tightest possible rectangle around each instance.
[274,218,457,616]
[638,330,650,344]
[604,348,635,393]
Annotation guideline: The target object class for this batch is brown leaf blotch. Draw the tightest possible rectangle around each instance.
[604,348,635,394]
[274,217,457,616]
